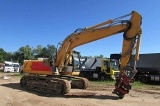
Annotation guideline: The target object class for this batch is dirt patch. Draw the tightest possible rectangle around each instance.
[0,73,160,106]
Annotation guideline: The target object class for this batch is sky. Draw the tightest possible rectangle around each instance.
[0,0,160,57]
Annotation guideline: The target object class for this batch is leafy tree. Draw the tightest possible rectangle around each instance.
[46,44,56,59]
[40,45,56,59]
[94,54,104,58]
[41,47,48,58]
[13,51,22,63]
[16,45,33,64]
[0,48,6,62]
[33,45,43,58]
[81,55,92,59]
[5,52,14,61]
[0,44,58,64]
[32,44,56,59]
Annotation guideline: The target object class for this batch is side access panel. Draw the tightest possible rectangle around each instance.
[23,60,52,75]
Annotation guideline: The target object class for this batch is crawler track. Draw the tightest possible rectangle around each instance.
[20,75,89,94]
[60,75,89,89]
[20,75,71,94]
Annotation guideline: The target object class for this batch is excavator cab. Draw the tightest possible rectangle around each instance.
[65,50,83,76]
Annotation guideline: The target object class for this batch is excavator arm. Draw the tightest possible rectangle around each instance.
[54,11,142,75]
[120,11,142,74]
[111,13,142,98]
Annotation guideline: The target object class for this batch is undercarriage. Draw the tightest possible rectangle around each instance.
[20,74,89,94]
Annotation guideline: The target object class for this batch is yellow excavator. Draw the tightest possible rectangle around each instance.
[20,11,142,98]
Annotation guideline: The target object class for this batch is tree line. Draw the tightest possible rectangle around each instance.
[0,44,56,65]
[0,44,105,65]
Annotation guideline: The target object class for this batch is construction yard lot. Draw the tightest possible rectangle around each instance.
[0,73,160,106]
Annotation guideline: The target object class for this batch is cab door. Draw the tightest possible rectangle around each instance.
[102,60,110,74]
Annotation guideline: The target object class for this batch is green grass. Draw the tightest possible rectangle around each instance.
[0,71,4,73]
[90,80,115,85]
[132,82,144,89]
[132,82,160,90]
[88,80,160,90]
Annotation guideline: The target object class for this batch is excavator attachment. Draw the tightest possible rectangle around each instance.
[110,54,131,99]
[112,74,131,99]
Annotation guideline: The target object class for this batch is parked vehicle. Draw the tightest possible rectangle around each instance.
[129,53,160,83]
[0,63,4,71]
[3,61,14,72]
[3,61,20,73]
[79,58,120,80]
[12,62,20,72]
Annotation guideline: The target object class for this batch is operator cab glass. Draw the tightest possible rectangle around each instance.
[72,51,82,71]
[5,63,13,67]
[110,59,119,70]
[13,64,19,67]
